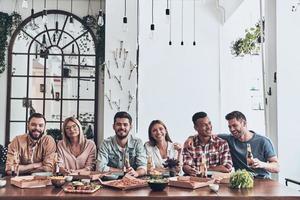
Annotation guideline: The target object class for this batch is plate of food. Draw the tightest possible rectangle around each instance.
[100,175,148,190]
[63,181,101,193]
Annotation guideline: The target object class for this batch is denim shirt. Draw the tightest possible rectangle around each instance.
[97,135,147,172]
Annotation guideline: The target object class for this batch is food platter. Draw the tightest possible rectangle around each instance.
[168,176,215,189]
[63,181,101,193]
[100,176,148,190]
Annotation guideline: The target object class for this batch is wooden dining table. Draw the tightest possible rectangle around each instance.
[0,178,299,200]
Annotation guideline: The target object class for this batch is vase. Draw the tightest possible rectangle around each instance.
[169,167,176,177]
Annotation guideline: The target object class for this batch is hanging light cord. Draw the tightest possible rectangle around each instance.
[124,0,127,17]
[44,0,46,9]
[167,0,169,9]
[169,0,172,44]
[71,0,73,13]
[193,0,196,43]
[181,0,184,43]
[151,0,154,24]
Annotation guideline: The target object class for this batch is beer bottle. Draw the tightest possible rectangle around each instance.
[147,155,153,175]
[246,143,254,166]
[198,154,208,178]
[123,153,130,174]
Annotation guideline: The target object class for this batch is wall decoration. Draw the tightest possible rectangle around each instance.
[112,99,121,111]
[104,89,113,109]
[105,61,111,79]
[128,62,137,80]
[114,75,123,90]
[127,90,134,111]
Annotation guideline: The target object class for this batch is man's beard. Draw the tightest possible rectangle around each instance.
[28,129,44,140]
[115,130,129,140]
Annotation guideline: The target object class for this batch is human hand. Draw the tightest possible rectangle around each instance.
[173,143,182,152]
[183,137,193,149]
[251,158,266,169]
[33,162,43,169]
[183,165,197,176]
[126,167,138,177]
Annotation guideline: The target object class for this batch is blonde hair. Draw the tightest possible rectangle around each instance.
[62,117,86,152]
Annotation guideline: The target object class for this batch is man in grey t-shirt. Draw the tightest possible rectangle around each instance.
[219,111,279,178]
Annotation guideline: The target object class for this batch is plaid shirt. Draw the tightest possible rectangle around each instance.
[183,134,232,171]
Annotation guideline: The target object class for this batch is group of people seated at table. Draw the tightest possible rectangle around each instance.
[5,110,280,179]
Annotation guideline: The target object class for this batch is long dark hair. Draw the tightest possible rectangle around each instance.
[148,120,173,146]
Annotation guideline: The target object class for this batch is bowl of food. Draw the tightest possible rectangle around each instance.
[148,179,168,191]
[102,174,119,181]
[64,176,73,182]
[50,176,65,188]
[0,179,6,188]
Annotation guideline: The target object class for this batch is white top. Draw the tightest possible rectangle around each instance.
[144,141,179,168]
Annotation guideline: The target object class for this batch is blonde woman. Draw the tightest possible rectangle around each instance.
[57,117,96,174]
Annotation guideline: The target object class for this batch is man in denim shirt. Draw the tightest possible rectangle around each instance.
[98,111,147,177]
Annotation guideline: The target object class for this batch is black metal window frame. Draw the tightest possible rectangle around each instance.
[6,10,100,146]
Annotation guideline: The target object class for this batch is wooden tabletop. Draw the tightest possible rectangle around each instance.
[0,178,299,200]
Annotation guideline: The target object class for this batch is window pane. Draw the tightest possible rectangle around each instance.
[11,77,27,98]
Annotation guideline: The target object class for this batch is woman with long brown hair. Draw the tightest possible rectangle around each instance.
[144,120,182,169]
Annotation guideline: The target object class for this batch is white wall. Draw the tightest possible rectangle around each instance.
[138,0,223,144]
[277,0,300,185]
[220,0,266,134]
[103,0,138,139]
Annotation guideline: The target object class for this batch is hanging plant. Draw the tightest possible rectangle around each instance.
[0,11,22,74]
[0,12,12,74]
[231,19,264,57]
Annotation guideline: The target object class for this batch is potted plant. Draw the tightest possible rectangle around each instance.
[231,19,264,57]
[163,158,179,177]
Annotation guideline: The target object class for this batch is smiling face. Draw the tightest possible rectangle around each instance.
[27,117,45,140]
[65,120,80,139]
[227,118,247,140]
[194,116,212,138]
[150,123,167,143]
[113,117,132,140]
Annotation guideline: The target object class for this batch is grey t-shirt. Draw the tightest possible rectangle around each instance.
[218,131,276,178]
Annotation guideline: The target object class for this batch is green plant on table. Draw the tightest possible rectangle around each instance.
[229,169,254,189]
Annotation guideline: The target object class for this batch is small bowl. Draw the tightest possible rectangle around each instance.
[64,176,73,182]
[51,177,65,188]
[148,180,168,191]
[102,174,119,181]
[209,184,219,192]
[0,179,6,188]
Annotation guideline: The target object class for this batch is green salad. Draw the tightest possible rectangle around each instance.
[229,169,254,189]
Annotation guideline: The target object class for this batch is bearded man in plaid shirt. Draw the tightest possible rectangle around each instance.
[182,112,233,176]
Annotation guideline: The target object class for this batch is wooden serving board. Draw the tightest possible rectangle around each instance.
[11,176,51,188]
[168,176,215,189]
[100,176,148,190]
[63,185,101,193]
[211,172,231,184]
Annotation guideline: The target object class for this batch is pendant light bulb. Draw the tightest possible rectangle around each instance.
[165,8,170,24]
[22,0,29,8]
[98,10,104,27]
[122,16,128,32]
[149,24,155,39]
